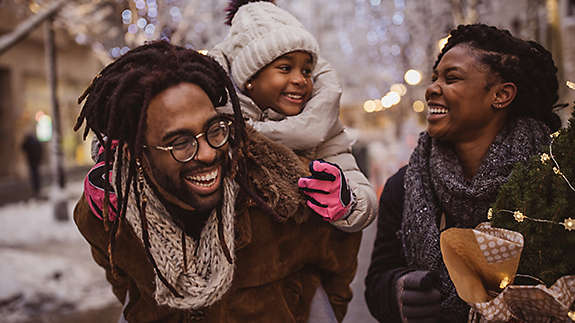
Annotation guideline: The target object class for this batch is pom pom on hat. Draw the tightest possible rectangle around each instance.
[225,0,275,26]
[220,1,320,91]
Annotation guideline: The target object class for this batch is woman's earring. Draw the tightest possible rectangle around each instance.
[492,103,502,109]
[246,82,253,90]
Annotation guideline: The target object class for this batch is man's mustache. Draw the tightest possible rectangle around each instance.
[180,151,228,175]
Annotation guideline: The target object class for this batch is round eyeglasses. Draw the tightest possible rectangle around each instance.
[144,119,232,163]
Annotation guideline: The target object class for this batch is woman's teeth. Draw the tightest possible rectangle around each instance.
[429,107,448,114]
[186,169,218,187]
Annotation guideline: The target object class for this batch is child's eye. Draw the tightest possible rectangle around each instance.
[277,65,291,72]
[302,68,312,77]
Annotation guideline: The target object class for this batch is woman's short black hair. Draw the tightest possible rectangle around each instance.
[435,24,561,131]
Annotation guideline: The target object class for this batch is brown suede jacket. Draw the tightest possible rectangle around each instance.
[74,127,362,323]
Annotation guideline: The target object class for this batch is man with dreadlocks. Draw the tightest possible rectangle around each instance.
[73,40,361,322]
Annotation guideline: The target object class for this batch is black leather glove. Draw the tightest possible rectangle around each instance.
[396,270,441,323]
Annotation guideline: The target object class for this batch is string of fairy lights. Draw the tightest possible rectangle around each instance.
[488,130,575,232]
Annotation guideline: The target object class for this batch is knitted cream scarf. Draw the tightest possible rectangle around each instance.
[114,154,238,310]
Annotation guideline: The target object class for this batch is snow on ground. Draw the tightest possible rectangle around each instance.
[0,182,117,323]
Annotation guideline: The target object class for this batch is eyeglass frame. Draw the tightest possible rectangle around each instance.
[143,118,233,163]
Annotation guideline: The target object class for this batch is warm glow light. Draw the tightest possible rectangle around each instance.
[390,83,407,96]
[36,115,52,142]
[374,99,384,111]
[34,111,45,122]
[363,100,377,113]
[197,49,209,55]
[412,100,425,113]
[404,69,422,85]
[29,2,40,13]
[499,277,510,289]
[567,81,575,90]
[387,91,401,105]
[381,92,401,108]
[438,36,450,51]
[381,96,393,108]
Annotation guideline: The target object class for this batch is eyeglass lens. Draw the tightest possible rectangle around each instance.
[171,120,230,162]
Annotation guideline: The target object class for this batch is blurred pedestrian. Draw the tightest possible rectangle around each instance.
[365,24,561,322]
[21,130,43,198]
[210,0,376,232]
[74,41,360,322]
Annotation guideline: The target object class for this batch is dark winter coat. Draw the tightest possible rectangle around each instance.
[74,128,361,323]
[364,166,412,323]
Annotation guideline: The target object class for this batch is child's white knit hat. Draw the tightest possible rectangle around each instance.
[222,1,320,91]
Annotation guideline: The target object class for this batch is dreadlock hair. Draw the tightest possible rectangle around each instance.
[434,24,561,132]
[74,40,277,297]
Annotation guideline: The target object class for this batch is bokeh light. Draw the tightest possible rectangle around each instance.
[404,69,422,85]
[412,100,425,113]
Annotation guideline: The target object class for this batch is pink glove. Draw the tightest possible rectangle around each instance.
[298,159,354,222]
[84,140,118,221]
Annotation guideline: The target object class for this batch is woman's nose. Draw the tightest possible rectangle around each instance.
[425,81,441,101]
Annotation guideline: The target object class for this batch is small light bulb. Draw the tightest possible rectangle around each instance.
[499,277,510,289]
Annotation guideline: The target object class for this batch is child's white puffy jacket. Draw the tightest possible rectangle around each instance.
[210,48,377,232]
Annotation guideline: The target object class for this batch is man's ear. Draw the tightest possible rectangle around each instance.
[492,82,517,109]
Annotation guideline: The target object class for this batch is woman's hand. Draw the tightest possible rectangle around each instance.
[396,270,441,323]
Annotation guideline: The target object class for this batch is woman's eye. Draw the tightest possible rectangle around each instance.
[445,75,459,82]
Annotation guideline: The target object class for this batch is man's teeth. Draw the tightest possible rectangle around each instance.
[429,107,448,114]
[285,93,303,99]
[186,169,218,186]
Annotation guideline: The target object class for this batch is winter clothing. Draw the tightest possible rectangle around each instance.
[210,2,377,232]
[21,133,43,195]
[396,270,441,323]
[365,118,551,322]
[222,1,319,91]
[74,126,361,322]
[298,159,356,222]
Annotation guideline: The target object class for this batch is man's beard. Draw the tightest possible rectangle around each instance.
[148,150,230,211]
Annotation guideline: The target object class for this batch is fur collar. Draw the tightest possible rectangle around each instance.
[242,126,309,223]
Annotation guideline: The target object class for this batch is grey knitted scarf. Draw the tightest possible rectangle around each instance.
[401,118,550,322]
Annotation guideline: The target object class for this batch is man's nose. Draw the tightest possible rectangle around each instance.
[194,136,217,164]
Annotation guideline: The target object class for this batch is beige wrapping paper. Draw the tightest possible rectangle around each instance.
[441,222,575,322]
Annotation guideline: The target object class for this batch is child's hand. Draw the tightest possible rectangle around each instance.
[298,160,354,222]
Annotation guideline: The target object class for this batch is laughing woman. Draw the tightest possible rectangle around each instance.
[364,24,561,323]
